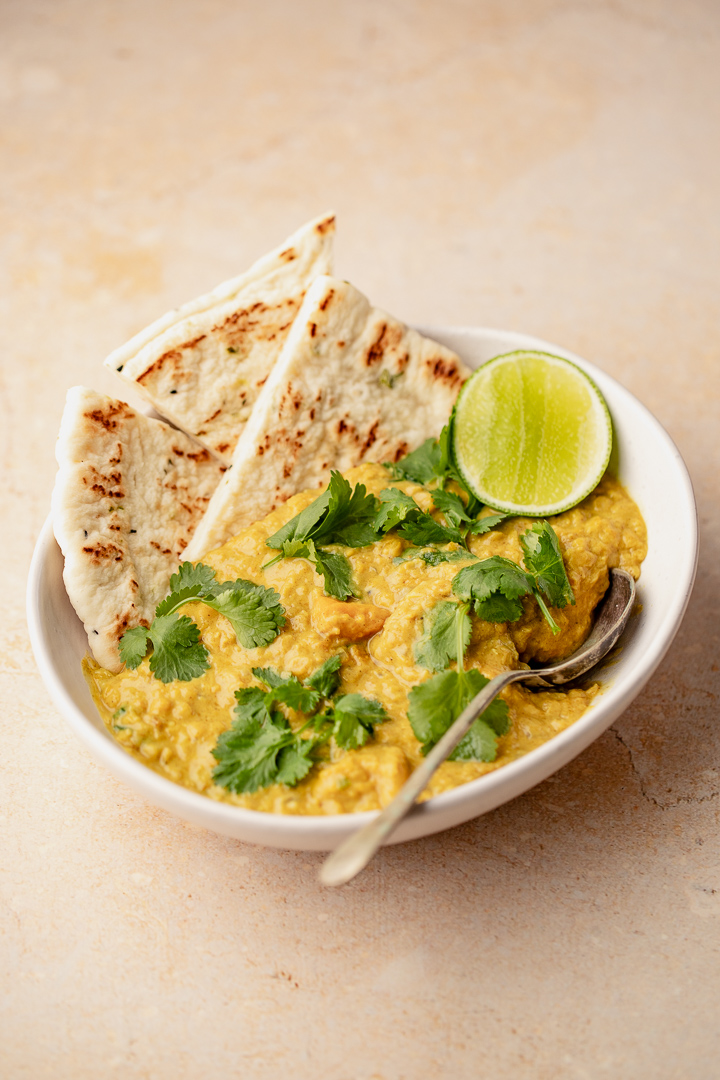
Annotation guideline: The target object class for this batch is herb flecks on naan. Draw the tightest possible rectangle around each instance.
[104,212,335,464]
[184,275,470,560]
[52,388,226,672]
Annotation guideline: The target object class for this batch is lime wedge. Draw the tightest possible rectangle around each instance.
[452,350,612,516]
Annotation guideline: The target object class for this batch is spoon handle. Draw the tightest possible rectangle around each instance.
[319,668,525,887]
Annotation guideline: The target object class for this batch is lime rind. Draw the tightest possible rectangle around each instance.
[452,350,613,517]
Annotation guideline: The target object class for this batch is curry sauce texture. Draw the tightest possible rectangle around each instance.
[85,464,647,815]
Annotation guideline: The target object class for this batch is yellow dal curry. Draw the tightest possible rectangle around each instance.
[85,463,646,815]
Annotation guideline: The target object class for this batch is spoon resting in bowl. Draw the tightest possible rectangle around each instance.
[320,567,636,887]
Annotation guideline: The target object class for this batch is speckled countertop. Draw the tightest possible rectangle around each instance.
[3,2,720,1077]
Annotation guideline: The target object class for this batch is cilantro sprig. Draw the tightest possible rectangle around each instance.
[211,656,389,793]
[452,521,575,633]
[407,600,510,762]
[384,418,481,514]
[377,421,509,557]
[393,547,479,567]
[414,599,472,672]
[119,562,285,683]
[211,687,318,793]
[262,436,511,592]
[431,490,508,541]
[264,472,380,600]
[373,485,507,555]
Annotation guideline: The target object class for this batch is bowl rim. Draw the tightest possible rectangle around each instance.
[27,324,698,843]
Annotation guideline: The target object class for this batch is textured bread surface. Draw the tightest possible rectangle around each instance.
[185,275,470,559]
[104,212,335,463]
[52,387,225,671]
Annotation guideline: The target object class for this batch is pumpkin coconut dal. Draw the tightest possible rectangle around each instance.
[85,460,646,816]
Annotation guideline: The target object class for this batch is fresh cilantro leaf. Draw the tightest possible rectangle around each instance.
[379,368,403,389]
[167,561,218,596]
[329,693,388,750]
[379,457,503,553]
[250,666,288,689]
[211,688,319,793]
[328,520,379,548]
[472,592,526,622]
[146,613,210,683]
[266,489,332,550]
[264,473,377,598]
[266,471,380,551]
[450,719,499,761]
[414,600,472,672]
[431,488,473,528]
[306,654,344,699]
[273,740,317,786]
[272,681,322,713]
[211,656,387,792]
[452,557,533,623]
[451,526,575,634]
[407,668,477,753]
[436,420,453,475]
[407,577,510,763]
[154,585,205,618]
[118,625,150,669]
[393,547,479,566]
[397,515,462,547]
[232,686,279,731]
[155,561,221,616]
[433,490,510,544]
[521,521,575,608]
[268,535,358,601]
[430,488,510,555]
[251,666,322,713]
[119,564,285,680]
[452,688,510,761]
[466,513,510,536]
[384,438,442,484]
[374,488,422,533]
[437,420,484,516]
[386,420,483,517]
[310,546,358,601]
[407,668,509,761]
[313,473,379,547]
[375,485,464,547]
[212,722,282,792]
[215,576,286,613]
[211,654,359,794]
[278,538,310,559]
[392,545,428,565]
[212,722,300,793]
[206,584,285,649]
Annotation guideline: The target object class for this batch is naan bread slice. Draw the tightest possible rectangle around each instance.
[52,387,226,671]
[104,212,335,464]
[185,275,470,560]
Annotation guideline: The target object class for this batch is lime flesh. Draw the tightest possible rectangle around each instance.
[452,350,612,516]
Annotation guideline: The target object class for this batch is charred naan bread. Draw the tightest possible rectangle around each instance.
[184,275,470,560]
[52,388,225,671]
[104,212,335,464]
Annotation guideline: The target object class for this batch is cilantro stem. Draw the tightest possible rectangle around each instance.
[533,589,560,635]
[159,593,201,618]
[261,552,285,570]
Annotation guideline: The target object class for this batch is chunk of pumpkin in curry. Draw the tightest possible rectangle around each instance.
[85,463,646,815]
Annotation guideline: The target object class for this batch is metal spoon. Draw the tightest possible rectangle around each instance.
[319,567,636,887]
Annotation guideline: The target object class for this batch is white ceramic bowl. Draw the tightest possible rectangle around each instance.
[27,327,697,851]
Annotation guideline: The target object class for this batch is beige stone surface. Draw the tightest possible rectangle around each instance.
[2,1,719,1076]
